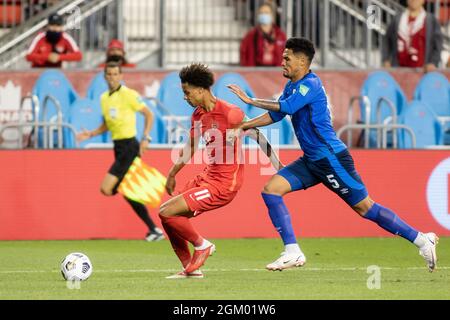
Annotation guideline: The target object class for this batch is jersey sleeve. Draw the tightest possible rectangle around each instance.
[128,89,146,112]
[278,80,318,115]
[59,34,83,62]
[268,91,288,123]
[25,34,49,66]
[226,106,245,127]
[268,110,286,123]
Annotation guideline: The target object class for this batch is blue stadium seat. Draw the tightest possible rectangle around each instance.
[86,71,108,102]
[213,72,293,145]
[398,101,442,149]
[156,71,193,117]
[414,72,450,117]
[360,71,408,147]
[155,72,195,143]
[213,72,256,116]
[32,70,79,147]
[413,72,450,144]
[66,98,104,148]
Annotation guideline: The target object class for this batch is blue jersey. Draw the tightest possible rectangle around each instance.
[269,71,346,161]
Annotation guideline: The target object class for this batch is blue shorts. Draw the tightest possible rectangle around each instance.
[277,149,368,206]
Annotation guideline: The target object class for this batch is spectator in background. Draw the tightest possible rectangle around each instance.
[240,2,286,67]
[26,13,82,68]
[98,39,136,68]
[382,0,443,72]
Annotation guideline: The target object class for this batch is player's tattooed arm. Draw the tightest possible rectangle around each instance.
[247,128,284,170]
[227,84,280,112]
[240,112,274,131]
[232,113,283,170]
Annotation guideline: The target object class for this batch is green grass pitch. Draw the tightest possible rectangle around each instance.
[0,238,448,300]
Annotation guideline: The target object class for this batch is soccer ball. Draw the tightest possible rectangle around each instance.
[60,252,93,281]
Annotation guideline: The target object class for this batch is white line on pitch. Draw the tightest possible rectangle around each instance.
[1,266,449,274]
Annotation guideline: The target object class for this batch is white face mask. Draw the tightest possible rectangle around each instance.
[258,13,273,25]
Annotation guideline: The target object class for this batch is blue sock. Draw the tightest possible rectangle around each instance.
[363,203,418,242]
[261,193,297,245]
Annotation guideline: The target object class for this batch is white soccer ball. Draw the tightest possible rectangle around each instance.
[60,252,93,281]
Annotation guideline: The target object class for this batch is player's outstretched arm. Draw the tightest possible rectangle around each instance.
[228,84,281,112]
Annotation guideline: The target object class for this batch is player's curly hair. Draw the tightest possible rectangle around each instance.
[179,63,214,89]
[285,37,315,63]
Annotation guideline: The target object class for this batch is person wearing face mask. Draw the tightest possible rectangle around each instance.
[98,39,136,68]
[240,2,286,67]
[26,13,82,68]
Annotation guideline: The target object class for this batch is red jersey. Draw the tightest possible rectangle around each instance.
[26,32,82,68]
[240,25,286,67]
[190,99,245,193]
[397,15,426,67]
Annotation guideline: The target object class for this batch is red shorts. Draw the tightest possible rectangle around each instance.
[180,174,240,216]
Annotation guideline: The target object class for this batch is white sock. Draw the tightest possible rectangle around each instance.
[195,239,212,250]
[413,232,427,248]
[285,243,302,254]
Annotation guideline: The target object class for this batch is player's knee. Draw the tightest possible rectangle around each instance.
[262,182,284,196]
[352,196,374,216]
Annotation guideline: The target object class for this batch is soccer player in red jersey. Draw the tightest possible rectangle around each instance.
[159,63,281,279]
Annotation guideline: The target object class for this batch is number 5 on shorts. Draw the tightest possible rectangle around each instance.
[326,174,340,189]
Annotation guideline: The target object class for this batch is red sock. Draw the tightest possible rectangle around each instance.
[161,215,204,247]
[160,216,191,268]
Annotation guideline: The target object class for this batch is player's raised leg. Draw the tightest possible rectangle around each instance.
[355,197,438,272]
[262,174,306,271]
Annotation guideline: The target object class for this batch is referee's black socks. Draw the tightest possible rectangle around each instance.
[124,197,157,232]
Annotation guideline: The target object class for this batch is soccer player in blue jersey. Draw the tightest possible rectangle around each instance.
[228,37,438,272]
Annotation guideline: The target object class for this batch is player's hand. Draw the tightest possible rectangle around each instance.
[227,84,253,104]
[48,53,60,63]
[165,175,176,196]
[139,140,148,156]
[76,129,91,142]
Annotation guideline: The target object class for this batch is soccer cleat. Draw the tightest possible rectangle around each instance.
[145,227,165,242]
[419,232,439,272]
[184,244,216,273]
[165,269,204,279]
[266,251,306,271]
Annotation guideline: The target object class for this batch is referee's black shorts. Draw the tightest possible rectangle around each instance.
[109,137,140,182]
